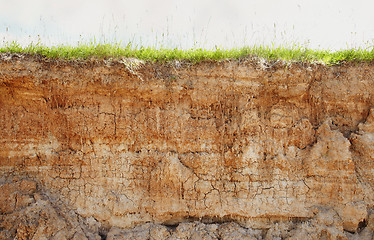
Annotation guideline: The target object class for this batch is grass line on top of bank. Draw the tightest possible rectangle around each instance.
[1,41,374,65]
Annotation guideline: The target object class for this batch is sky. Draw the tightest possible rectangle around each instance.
[1,0,374,50]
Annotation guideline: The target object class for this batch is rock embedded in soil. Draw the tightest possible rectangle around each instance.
[1,55,374,239]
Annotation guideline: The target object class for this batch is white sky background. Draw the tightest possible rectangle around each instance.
[1,0,374,50]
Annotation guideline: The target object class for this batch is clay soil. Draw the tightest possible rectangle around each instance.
[1,53,374,239]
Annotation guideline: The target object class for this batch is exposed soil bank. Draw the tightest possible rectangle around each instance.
[1,54,374,239]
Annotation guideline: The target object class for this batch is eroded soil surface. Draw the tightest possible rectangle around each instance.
[1,54,374,239]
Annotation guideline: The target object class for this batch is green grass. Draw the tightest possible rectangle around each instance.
[1,41,374,65]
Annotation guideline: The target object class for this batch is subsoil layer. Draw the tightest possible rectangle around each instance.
[1,54,374,239]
